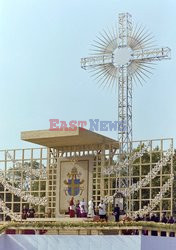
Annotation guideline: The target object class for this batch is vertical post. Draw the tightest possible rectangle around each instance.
[46,148,50,216]
[170,139,173,216]
[118,12,133,164]
[138,229,142,235]
[160,140,163,215]
[101,145,105,199]
[118,66,133,212]
[118,13,132,48]
[148,230,151,236]
[56,148,61,217]
[166,231,170,237]
[118,229,122,235]
[20,149,24,219]
[118,12,133,158]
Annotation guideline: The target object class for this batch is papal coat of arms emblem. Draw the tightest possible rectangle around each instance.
[64,166,84,196]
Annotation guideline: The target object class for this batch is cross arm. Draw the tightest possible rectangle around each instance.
[132,47,171,62]
[81,54,113,70]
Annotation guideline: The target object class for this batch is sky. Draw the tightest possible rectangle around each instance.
[0,0,175,149]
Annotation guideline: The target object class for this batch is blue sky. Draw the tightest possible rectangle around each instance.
[0,0,175,149]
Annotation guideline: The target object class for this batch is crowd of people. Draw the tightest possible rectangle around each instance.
[69,197,117,221]
[134,212,174,224]
[68,197,176,227]
[68,197,176,237]
[69,197,92,218]
[131,212,175,237]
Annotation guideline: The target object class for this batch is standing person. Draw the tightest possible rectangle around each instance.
[135,214,141,222]
[22,205,28,220]
[88,198,95,218]
[80,198,87,217]
[150,213,158,236]
[161,212,168,223]
[75,200,80,218]
[168,216,174,224]
[143,214,150,235]
[28,207,35,218]
[154,214,160,223]
[69,197,75,218]
[161,212,168,237]
[113,204,120,222]
[81,198,87,212]
[144,214,150,222]
[98,200,107,221]
[168,216,175,237]
[150,213,156,222]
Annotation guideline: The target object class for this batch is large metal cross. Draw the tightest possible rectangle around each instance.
[81,13,171,159]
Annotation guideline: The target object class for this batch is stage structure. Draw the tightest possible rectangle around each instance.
[0,128,119,219]
[81,12,172,214]
[0,128,173,220]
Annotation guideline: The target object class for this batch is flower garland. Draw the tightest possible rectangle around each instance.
[103,147,172,204]
[0,199,21,221]
[103,141,151,175]
[0,151,48,206]
[132,174,174,218]
[0,172,47,206]
[121,147,172,197]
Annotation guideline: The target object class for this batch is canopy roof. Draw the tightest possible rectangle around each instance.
[21,128,119,149]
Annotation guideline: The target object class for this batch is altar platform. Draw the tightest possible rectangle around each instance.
[0,235,176,250]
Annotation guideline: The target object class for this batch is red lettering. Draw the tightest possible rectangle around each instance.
[69,120,77,131]
[49,119,59,131]
[60,121,69,131]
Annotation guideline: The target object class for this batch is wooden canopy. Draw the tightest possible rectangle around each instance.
[21,128,119,149]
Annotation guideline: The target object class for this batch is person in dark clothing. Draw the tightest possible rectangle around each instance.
[135,214,142,222]
[145,214,151,222]
[22,205,28,220]
[168,216,174,224]
[135,214,142,235]
[161,213,168,223]
[161,213,168,237]
[113,204,120,222]
[150,214,157,236]
[5,215,11,221]
[143,214,150,235]
[168,216,175,237]
[28,207,35,218]
[76,200,80,218]
[150,213,156,222]
[154,214,160,223]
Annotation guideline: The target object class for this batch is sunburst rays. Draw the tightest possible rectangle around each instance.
[128,24,156,85]
[89,23,156,89]
[89,25,119,89]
